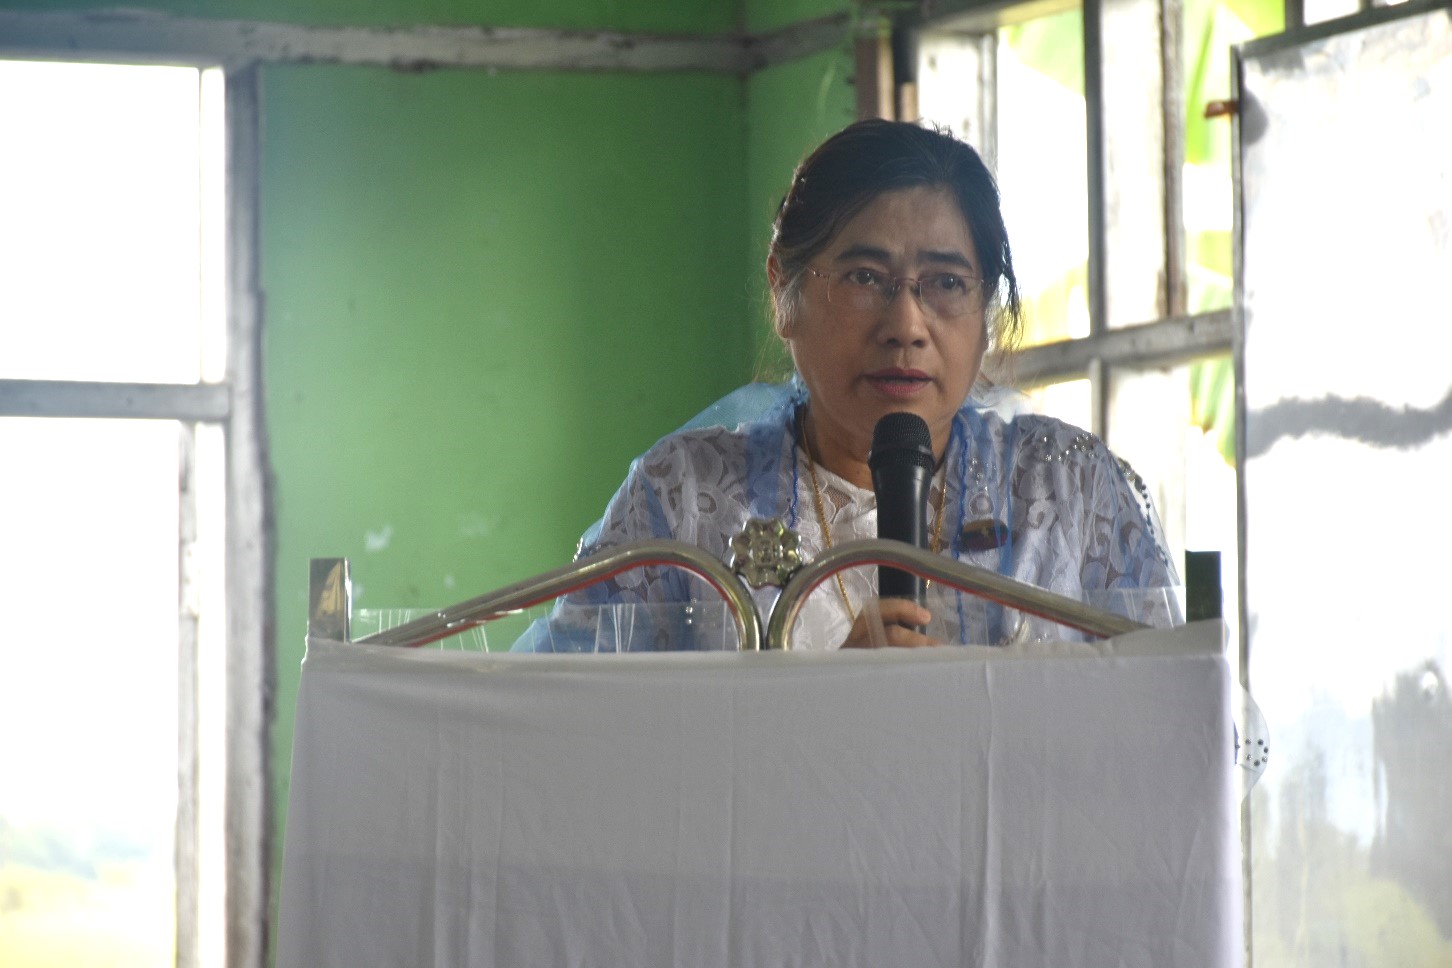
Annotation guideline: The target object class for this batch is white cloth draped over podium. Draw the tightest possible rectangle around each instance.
[278,622,1240,967]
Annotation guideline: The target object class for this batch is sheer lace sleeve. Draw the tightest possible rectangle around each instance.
[1087,452,1177,591]
[508,428,760,653]
[991,415,1180,640]
[574,428,755,602]
[1005,415,1175,591]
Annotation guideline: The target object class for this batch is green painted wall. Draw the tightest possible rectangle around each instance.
[2,0,739,32]
[251,15,851,942]
[260,61,750,934]
[6,0,868,951]
[744,45,856,377]
[743,0,849,32]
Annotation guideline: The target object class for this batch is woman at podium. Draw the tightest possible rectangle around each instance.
[526,120,1175,651]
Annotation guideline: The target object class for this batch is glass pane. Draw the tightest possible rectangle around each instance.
[1181,0,1282,314]
[195,423,227,967]
[997,6,1090,347]
[0,61,207,383]
[1106,358,1238,623]
[0,418,180,966]
[1022,377,1093,431]
[1303,0,1360,25]
[1241,13,1452,965]
[1102,0,1169,328]
[915,31,991,150]
[199,68,228,384]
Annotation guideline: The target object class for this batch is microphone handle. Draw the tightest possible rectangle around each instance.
[874,464,930,628]
[879,563,924,604]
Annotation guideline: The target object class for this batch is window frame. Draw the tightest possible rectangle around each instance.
[898,0,1386,409]
[0,57,270,968]
[901,0,1236,436]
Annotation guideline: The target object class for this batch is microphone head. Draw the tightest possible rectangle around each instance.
[869,412,935,473]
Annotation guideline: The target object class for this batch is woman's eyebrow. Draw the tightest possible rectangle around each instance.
[832,243,975,270]
[918,249,976,270]
[832,243,892,264]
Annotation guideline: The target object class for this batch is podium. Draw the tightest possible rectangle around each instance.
[277,621,1240,967]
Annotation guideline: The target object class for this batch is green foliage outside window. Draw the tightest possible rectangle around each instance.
[998,0,1287,465]
[1185,0,1282,464]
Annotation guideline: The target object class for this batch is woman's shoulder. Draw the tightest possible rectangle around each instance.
[991,410,1153,515]
[1007,412,1107,464]
[636,424,755,482]
[966,406,1108,466]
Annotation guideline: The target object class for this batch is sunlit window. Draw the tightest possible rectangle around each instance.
[997,6,1090,348]
[914,0,1275,603]
[1184,0,1283,315]
[917,4,1451,964]
[0,59,226,968]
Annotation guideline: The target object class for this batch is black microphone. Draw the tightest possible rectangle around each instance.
[869,413,934,625]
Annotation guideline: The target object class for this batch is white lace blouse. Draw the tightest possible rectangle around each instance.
[532,396,1177,652]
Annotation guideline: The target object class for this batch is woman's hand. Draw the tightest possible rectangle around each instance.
[841,598,939,648]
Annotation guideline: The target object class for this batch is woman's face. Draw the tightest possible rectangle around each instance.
[783,185,987,472]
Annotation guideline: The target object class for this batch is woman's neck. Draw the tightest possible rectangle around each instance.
[799,405,950,491]
[798,406,873,490]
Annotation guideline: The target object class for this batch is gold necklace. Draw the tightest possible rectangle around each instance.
[798,410,947,620]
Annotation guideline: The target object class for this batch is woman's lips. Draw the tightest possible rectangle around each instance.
[865,369,931,398]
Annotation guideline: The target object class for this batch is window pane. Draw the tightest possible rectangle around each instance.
[1105,358,1237,593]
[1303,0,1361,25]
[1181,0,1282,314]
[195,423,227,968]
[0,418,180,966]
[1022,377,1094,431]
[1241,16,1452,963]
[0,61,206,384]
[916,31,992,150]
[997,6,1090,347]
[1102,0,1169,328]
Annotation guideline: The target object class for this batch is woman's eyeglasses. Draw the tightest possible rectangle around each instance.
[806,266,986,320]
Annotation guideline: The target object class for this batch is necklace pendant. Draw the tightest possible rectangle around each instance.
[960,518,1011,551]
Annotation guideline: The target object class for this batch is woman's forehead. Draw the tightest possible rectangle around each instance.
[825,186,978,266]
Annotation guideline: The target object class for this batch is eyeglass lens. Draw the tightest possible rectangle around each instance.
[836,272,976,318]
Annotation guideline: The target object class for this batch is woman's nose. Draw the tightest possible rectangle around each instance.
[874,284,931,346]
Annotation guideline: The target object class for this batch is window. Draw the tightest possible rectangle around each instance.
[910,7,1450,965]
[910,0,1281,640]
[0,58,263,968]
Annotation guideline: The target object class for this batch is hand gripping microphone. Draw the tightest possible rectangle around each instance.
[868,413,935,624]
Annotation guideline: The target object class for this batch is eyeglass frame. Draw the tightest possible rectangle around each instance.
[803,265,989,320]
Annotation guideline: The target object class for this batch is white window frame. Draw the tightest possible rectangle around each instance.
[903,0,1239,435]
[0,57,270,968]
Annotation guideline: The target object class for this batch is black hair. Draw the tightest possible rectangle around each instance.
[769,119,1022,353]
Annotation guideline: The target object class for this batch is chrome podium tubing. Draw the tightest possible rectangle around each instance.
[765,539,1148,650]
[354,541,762,651]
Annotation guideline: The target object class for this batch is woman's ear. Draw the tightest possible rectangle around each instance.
[766,254,783,291]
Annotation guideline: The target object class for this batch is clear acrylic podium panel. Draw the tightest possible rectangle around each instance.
[353,583,1186,653]
[1239,6,1452,964]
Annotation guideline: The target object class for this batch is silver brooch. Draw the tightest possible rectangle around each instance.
[729,518,805,588]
